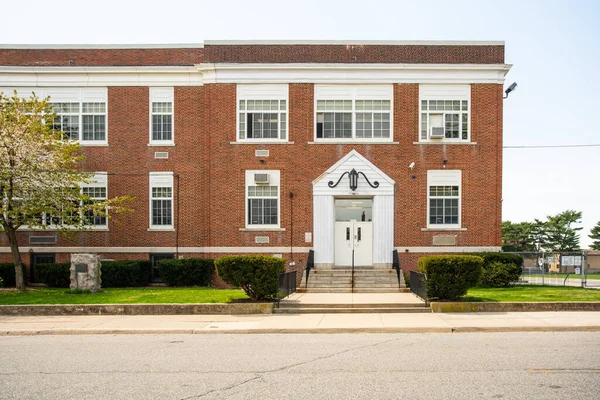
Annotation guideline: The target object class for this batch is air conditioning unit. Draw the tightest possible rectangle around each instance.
[430,126,445,139]
[254,173,270,184]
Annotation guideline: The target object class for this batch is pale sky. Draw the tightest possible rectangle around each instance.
[2,0,599,247]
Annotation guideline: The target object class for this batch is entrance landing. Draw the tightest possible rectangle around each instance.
[275,292,429,314]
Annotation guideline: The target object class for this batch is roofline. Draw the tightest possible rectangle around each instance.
[0,40,505,50]
[0,43,205,50]
[203,40,505,46]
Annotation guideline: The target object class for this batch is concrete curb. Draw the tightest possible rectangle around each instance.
[0,303,274,316]
[3,326,600,336]
[430,302,600,313]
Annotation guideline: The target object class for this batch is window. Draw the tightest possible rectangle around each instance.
[150,172,174,229]
[149,253,174,283]
[427,170,461,228]
[150,88,174,144]
[314,85,393,141]
[0,87,108,145]
[237,85,288,142]
[419,85,470,142]
[245,170,280,228]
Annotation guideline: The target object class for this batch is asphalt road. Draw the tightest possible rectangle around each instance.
[1,333,599,399]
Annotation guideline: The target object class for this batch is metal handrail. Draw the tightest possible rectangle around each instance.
[277,270,297,307]
[392,250,401,287]
[305,250,314,287]
[410,270,428,307]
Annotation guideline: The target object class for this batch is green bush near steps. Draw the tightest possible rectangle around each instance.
[419,255,483,300]
[471,253,523,288]
[215,255,285,301]
[156,258,215,287]
[0,263,16,287]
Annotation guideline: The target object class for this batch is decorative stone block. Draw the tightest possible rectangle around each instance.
[70,254,101,293]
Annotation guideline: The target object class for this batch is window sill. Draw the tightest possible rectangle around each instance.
[148,143,175,147]
[414,141,477,145]
[421,228,467,231]
[240,227,285,232]
[80,143,109,147]
[148,228,175,232]
[308,141,399,145]
[18,227,109,231]
[231,141,294,145]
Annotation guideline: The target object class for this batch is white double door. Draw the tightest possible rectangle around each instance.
[334,221,373,267]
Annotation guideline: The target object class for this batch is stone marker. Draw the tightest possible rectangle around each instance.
[70,254,101,292]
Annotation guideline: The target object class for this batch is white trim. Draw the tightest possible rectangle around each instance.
[230,141,294,145]
[413,141,477,146]
[313,149,396,187]
[245,170,281,229]
[149,87,175,146]
[1,43,205,49]
[0,246,313,253]
[309,141,399,145]
[197,63,511,84]
[427,170,462,229]
[239,228,286,232]
[0,66,203,87]
[204,40,504,46]
[419,85,471,143]
[421,228,467,231]
[149,172,174,230]
[236,84,289,142]
[397,246,502,253]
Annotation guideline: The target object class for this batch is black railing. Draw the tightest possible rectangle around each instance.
[277,271,297,305]
[392,250,401,287]
[305,250,314,287]
[410,270,428,306]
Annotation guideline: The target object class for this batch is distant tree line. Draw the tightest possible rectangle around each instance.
[502,210,600,252]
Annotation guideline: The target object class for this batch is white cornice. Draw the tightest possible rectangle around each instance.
[197,63,512,84]
[0,66,203,87]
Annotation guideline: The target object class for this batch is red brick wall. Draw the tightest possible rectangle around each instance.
[0,44,504,66]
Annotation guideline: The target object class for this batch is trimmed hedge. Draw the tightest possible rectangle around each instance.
[471,253,523,287]
[101,260,146,288]
[215,255,285,301]
[0,263,16,287]
[36,263,71,288]
[418,255,483,300]
[157,258,215,287]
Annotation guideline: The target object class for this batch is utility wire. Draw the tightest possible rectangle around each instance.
[504,144,600,149]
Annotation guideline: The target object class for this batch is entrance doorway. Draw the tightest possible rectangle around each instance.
[334,199,373,267]
[30,253,56,283]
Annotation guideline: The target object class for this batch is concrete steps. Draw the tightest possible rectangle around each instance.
[299,267,406,293]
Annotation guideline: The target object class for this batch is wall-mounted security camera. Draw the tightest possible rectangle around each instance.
[409,162,415,170]
[504,82,518,98]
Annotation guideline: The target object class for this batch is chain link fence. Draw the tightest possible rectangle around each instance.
[507,251,600,288]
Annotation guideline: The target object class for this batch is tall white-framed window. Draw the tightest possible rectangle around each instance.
[150,87,174,145]
[0,87,108,145]
[419,85,470,142]
[427,170,462,229]
[314,85,393,142]
[149,172,174,230]
[81,172,108,228]
[245,170,280,228]
[237,84,288,142]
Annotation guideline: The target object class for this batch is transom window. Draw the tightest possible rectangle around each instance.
[149,87,174,145]
[51,102,106,142]
[239,99,287,140]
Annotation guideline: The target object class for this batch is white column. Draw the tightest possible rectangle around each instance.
[373,195,394,268]
[313,195,334,267]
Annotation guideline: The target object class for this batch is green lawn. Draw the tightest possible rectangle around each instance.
[465,286,600,302]
[0,287,249,305]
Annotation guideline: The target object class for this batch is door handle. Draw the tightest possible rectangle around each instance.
[357,227,362,242]
[346,227,350,241]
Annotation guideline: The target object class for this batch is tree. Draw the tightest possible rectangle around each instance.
[501,220,538,252]
[0,92,130,290]
[589,221,600,250]
[540,210,583,252]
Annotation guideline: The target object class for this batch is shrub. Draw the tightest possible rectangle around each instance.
[0,276,3,287]
[215,255,285,300]
[36,263,70,288]
[157,258,215,287]
[471,253,523,287]
[101,260,144,287]
[418,255,483,300]
[0,263,16,287]
[138,260,152,286]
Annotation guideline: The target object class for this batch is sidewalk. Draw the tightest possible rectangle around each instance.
[1,311,600,335]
